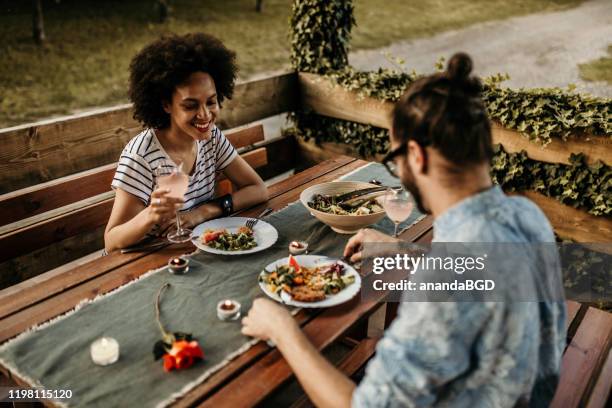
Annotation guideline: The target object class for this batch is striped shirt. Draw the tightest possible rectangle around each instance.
[111,127,237,212]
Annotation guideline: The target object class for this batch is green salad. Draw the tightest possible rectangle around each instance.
[201,226,257,251]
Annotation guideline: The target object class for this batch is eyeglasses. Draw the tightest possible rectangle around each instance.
[381,142,407,178]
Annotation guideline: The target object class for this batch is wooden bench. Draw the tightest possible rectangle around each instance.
[0,123,296,288]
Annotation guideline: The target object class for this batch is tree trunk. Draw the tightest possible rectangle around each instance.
[157,0,169,23]
[32,0,45,44]
[255,0,263,13]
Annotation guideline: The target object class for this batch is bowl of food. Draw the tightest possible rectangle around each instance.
[300,181,386,234]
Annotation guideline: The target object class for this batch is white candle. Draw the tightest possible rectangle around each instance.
[90,337,120,366]
[217,299,241,321]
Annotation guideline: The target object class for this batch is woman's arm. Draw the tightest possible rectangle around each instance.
[182,155,269,226]
[104,188,181,252]
[223,154,269,209]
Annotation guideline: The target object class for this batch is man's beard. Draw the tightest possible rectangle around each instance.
[400,168,429,214]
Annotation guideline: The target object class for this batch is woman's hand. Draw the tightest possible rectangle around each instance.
[147,188,184,225]
[242,298,297,343]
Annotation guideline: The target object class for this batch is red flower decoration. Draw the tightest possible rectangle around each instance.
[162,340,204,372]
[153,283,205,372]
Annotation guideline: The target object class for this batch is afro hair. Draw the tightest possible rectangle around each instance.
[128,32,238,129]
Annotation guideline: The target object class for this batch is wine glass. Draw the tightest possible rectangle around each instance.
[380,188,414,238]
[154,160,191,243]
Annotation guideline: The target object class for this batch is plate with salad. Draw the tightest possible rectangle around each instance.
[258,255,361,308]
[191,217,278,255]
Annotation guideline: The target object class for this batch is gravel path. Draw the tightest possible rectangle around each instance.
[349,0,612,97]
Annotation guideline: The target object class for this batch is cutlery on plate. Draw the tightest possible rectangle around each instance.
[244,207,274,229]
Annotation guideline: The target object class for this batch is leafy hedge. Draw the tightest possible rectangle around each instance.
[491,147,611,216]
[289,0,611,216]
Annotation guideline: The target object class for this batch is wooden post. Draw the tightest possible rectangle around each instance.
[32,0,45,44]
[255,0,263,12]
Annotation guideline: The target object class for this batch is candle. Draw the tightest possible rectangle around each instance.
[217,299,241,321]
[288,240,308,255]
[90,337,119,366]
[168,257,189,274]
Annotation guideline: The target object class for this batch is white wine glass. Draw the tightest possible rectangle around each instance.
[380,188,414,238]
[154,160,192,243]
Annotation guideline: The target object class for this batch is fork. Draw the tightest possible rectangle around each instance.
[245,207,273,229]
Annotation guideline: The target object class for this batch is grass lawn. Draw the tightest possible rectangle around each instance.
[579,45,612,85]
[0,0,583,128]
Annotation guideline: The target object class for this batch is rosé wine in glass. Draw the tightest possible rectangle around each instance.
[381,189,413,237]
[157,171,189,200]
[155,161,192,243]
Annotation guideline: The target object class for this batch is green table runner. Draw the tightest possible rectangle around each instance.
[0,163,423,407]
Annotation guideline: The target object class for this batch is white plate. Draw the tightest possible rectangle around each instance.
[258,255,361,308]
[191,217,278,255]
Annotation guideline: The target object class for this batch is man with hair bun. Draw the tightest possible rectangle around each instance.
[242,53,565,407]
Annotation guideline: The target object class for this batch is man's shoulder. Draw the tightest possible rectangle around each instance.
[435,194,554,242]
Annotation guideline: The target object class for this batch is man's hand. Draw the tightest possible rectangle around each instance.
[343,228,399,263]
[242,298,298,342]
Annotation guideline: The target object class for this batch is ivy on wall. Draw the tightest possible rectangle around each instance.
[491,147,611,216]
[289,0,611,216]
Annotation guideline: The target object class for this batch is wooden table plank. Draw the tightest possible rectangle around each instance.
[197,223,434,407]
[0,156,357,321]
[551,307,612,408]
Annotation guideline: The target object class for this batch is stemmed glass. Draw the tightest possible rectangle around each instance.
[380,188,414,238]
[155,160,192,243]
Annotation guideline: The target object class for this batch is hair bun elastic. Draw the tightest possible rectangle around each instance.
[447,52,473,81]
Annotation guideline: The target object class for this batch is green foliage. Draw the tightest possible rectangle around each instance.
[482,79,611,146]
[328,67,612,145]
[579,44,612,85]
[290,0,355,73]
[491,146,611,216]
[287,111,390,157]
[560,243,611,311]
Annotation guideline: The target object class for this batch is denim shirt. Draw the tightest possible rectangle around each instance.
[352,186,566,407]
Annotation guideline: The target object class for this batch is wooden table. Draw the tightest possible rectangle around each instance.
[0,156,434,407]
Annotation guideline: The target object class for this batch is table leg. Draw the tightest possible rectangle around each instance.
[367,303,387,338]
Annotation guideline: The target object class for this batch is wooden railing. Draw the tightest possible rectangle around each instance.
[297,72,612,243]
[0,73,299,194]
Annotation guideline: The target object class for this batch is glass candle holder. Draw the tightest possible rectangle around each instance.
[216,299,241,321]
[168,257,189,274]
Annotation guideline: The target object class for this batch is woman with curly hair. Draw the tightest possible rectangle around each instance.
[104,33,268,252]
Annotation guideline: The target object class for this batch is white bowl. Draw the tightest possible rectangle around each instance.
[300,181,386,234]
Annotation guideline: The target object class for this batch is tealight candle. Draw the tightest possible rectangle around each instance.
[217,299,241,321]
[168,257,189,274]
[288,240,308,255]
[90,337,119,366]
